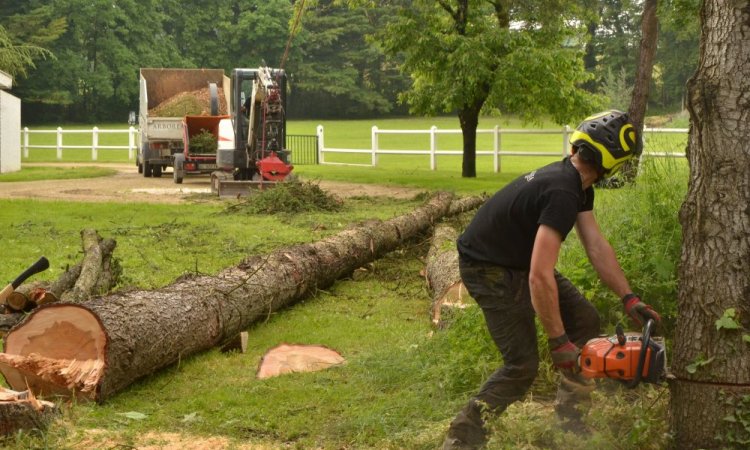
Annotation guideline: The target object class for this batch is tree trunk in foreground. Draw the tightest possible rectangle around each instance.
[0,193,470,402]
[671,2,750,448]
[425,224,471,328]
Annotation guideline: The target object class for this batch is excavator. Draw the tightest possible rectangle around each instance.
[211,67,294,196]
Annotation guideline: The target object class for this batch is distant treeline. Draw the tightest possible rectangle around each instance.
[2,1,698,124]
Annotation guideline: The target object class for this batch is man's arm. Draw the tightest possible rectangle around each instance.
[574,210,631,297]
[529,224,565,338]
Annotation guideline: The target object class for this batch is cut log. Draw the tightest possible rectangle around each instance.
[5,284,58,313]
[425,224,472,328]
[0,387,58,436]
[256,344,345,379]
[0,313,24,337]
[50,236,117,299]
[61,229,104,302]
[0,192,457,402]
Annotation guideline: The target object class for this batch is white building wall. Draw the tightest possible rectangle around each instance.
[0,82,21,174]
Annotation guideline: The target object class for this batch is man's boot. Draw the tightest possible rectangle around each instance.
[442,400,488,450]
[554,370,595,434]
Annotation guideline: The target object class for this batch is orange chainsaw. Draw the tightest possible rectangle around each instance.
[579,319,666,388]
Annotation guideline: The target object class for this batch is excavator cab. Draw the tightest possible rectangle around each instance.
[220,68,291,181]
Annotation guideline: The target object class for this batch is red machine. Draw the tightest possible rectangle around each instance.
[579,320,666,388]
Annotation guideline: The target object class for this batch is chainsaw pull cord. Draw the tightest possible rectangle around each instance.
[626,318,655,389]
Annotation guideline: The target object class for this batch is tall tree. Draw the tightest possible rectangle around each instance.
[0,4,64,78]
[0,26,53,78]
[16,0,186,122]
[627,0,658,133]
[359,0,600,177]
[287,0,406,118]
[671,0,750,447]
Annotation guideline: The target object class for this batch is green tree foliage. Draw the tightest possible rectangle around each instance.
[287,0,407,118]
[357,0,601,177]
[0,26,53,78]
[583,0,699,111]
[0,2,63,79]
[2,0,697,123]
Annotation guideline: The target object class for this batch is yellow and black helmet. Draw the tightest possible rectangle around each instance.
[570,110,641,177]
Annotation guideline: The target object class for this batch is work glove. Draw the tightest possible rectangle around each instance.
[622,293,661,327]
[549,334,580,371]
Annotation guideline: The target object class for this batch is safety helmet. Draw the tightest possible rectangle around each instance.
[570,110,641,177]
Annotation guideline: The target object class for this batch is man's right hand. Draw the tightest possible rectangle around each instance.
[549,334,580,370]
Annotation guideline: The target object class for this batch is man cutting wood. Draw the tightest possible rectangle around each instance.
[443,111,662,449]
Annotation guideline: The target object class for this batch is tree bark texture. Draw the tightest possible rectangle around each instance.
[425,224,471,327]
[1,193,458,402]
[628,0,658,133]
[672,2,750,448]
[623,0,658,181]
[0,388,57,436]
[61,229,103,302]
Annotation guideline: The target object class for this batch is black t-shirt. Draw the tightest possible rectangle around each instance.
[457,157,594,270]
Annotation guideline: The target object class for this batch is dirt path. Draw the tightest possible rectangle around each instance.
[0,163,423,204]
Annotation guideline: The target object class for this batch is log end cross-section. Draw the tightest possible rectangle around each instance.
[0,304,107,402]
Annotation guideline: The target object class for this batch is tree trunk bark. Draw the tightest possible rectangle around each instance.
[459,99,484,178]
[425,224,470,328]
[0,387,57,436]
[0,193,458,402]
[671,1,750,448]
[623,0,658,181]
[61,229,104,302]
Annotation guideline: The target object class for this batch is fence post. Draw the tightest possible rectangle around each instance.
[317,125,325,164]
[493,125,500,173]
[92,127,99,161]
[371,126,378,166]
[562,125,570,157]
[23,127,29,158]
[430,126,437,170]
[56,127,63,160]
[128,126,135,160]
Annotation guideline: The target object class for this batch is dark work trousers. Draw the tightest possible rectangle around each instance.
[445,254,601,446]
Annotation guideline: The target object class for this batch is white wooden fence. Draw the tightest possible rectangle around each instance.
[21,127,138,160]
[316,125,688,172]
[20,125,687,170]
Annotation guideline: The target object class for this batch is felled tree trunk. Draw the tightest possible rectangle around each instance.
[425,224,471,327]
[0,193,459,402]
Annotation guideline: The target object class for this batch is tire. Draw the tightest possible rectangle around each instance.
[143,161,153,178]
[173,153,185,184]
[137,162,143,174]
[153,164,163,178]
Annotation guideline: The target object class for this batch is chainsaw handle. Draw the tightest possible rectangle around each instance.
[626,318,655,389]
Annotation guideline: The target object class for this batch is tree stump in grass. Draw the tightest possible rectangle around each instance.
[425,224,472,328]
[0,387,58,436]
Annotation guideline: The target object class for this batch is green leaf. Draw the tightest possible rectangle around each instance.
[743,334,750,344]
[686,355,715,374]
[118,411,147,420]
[716,308,741,331]
[724,414,737,423]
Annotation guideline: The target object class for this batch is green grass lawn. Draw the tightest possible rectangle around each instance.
[2,117,684,449]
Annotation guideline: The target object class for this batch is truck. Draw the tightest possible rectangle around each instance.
[137,68,230,179]
[138,67,294,191]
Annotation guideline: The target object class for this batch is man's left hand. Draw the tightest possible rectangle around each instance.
[622,293,661,327]
[549,334,580,370]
